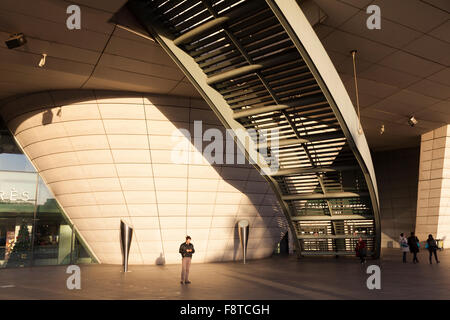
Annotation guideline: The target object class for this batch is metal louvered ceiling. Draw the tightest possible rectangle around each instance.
[127,0,381,257]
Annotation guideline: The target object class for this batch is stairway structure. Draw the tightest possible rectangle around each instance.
[126,0,381,257]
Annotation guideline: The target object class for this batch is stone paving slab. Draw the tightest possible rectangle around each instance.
[0,249,448,300]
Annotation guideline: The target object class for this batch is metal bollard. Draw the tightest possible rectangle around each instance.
[120,220,133,272]
[238,220,250,264]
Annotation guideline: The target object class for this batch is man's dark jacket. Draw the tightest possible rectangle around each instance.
[408,235,420,253]
[179,242,195,258]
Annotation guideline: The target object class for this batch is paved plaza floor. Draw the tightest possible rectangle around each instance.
[0,249,448,300]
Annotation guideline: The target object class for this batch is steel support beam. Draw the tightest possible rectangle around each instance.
[233,100,327,119]
[282,192,369,201]
[292,214,373,221]
[206,64,263,85]
[257,137,310,149]
[174,16,230,45]
[269,165,359,176]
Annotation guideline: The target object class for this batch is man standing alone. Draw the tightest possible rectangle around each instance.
[179,236,195,284]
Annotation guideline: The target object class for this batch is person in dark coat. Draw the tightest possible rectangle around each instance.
[407,231,420,264]
[179,236,195,284]
[426,234,440,264]
[355,237,367,264]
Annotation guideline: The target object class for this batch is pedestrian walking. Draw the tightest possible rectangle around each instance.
[407,232,420,264]
[426,234,440,264]
[399,233,409,263]
[355,237,367,264]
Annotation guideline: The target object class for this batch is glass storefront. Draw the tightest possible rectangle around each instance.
[0,119,95,268]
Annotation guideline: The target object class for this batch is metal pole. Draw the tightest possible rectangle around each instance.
[238,220,250,264]
[351,50,363,135]
[29,173,40,267]
[120,220,133,272]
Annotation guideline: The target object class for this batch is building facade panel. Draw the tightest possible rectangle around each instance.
[0,91,288,265]
[416,125,450,248]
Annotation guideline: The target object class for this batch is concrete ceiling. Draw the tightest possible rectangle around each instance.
[0,0,449,151]
[0,0,200,101]
[314,0,450,150]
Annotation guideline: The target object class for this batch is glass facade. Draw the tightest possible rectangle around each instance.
[0,119,95,268]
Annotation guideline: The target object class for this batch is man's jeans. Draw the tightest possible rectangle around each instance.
[181,257,192,282]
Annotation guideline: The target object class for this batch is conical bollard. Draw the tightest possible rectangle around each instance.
[120,220,133,272]
[238,220,250,264]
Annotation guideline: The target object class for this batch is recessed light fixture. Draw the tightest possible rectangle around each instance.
[380,124,385,135]
[5,33,27,49]
[408,116,418,127]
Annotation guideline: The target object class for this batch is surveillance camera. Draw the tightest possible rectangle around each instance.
[5,33,27,49]
[408,116,418,127]
[39,53,47,67]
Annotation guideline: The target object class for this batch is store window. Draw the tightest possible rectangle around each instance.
[0,171,35,268]
[0,119,95,268]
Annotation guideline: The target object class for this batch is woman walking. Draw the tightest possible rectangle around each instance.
[355,237,367,264]
[426,234,440,264]
[399,233,409,263]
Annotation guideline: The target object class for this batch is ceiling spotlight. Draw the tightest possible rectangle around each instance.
[408,116,418,127]
[380,124,385,135]
[38,53,47,67]
[5,33,27,49]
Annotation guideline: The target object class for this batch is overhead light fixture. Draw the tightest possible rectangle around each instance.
[408,116,418,127]
[38,53,47,67]
[380,124,385,135]
[5,33,27,49]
